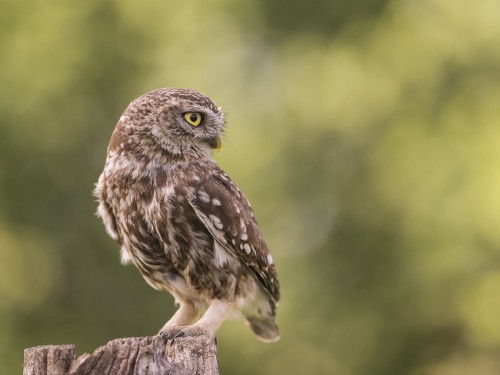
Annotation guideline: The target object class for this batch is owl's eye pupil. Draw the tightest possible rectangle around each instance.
[190,114,198,122]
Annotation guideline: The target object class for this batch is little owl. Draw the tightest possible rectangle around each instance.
[94,88,280,342]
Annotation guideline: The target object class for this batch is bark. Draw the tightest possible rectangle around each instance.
[23,335,218,375]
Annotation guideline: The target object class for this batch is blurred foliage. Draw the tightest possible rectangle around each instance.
[1,0,500,374]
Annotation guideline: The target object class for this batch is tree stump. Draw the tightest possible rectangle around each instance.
[23,335,218,375]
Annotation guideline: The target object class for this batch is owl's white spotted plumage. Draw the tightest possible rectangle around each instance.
[94,88,280,342]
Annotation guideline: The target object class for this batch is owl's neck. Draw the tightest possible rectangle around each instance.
[104,148,215,182]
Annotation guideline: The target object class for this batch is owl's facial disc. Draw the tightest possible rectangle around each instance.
[177,108,223,151]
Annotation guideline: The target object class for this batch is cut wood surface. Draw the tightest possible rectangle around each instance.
[23,335,218,375]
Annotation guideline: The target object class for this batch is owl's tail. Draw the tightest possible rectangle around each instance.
[246,317,280,343]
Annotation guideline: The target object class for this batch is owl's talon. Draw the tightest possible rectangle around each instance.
[159,326,211,344]
[159,327,184,343]
[174,330,186,339]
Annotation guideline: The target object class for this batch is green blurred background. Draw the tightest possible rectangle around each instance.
[1,0,500,374]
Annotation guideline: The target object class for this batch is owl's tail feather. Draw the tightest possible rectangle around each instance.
[247,317,280,343]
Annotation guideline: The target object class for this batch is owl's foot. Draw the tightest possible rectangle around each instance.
[159,325,217,345]
[160,300,231,345]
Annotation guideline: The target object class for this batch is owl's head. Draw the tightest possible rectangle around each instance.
[110,88,225,161]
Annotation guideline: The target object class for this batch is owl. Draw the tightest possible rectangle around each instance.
[94,88,280,343]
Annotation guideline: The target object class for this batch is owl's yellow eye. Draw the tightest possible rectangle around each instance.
[184,112,202,127]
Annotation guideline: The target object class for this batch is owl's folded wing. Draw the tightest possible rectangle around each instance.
[188,168,280,305]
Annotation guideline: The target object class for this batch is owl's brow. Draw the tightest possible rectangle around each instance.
[169,93,220,114]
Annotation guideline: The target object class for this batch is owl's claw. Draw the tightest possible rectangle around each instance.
[159,326,184,342]
[159,325,216,345]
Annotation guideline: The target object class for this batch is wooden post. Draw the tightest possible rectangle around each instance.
[23,335,218,375]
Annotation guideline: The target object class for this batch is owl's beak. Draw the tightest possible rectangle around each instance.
[207,135,223,151]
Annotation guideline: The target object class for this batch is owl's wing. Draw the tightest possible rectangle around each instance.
[188,168,280,304]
